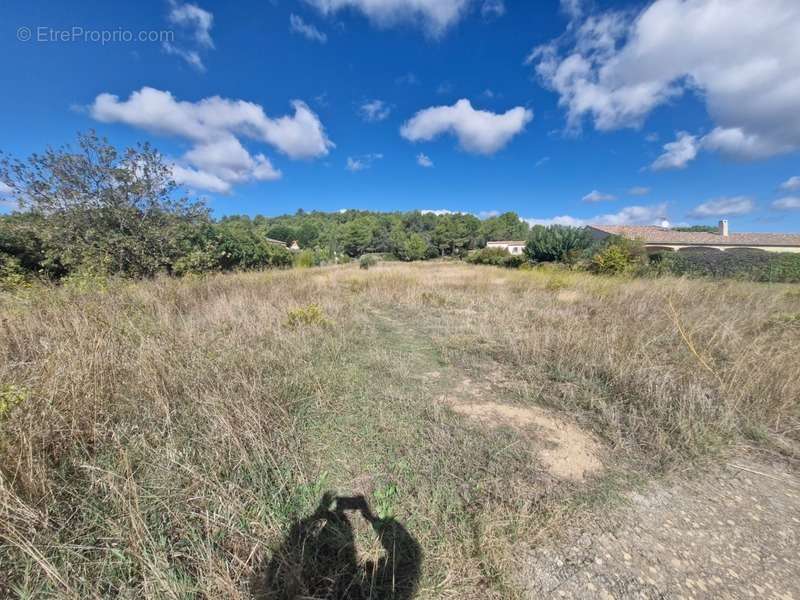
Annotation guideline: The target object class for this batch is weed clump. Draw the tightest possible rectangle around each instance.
[0,384,26,420]
[359,255,378,270]
[286,304,331,328]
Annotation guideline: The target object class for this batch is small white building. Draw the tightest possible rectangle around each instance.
[486,241,526,255]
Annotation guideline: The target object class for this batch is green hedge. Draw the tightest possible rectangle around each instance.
[465,247,525,268]
[651,248,800,283]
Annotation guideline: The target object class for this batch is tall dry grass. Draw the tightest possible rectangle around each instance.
[1,263,798,598]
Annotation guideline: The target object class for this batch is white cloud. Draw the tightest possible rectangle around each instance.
[532,0,800,163]
[184,137,281,184]
[651,132,699,171]
[628,186,650,196]
[0,181,12,197]
[168,1,214,47]
[171,165,231,194]
[165,1,214,69]
[420,209,463,215]
[524,203,668,228]
[771,197,800,211]
[401,99,532,155]
[780,176,800,192]
[346,153,383,172]
[90,87,333,159]
[478,210,500,218]
[290,14,328,43]
[90,87,331,192]
[359,99,391,122]
[481,0,505,19]
[305,0,471,36]
[560,0,584,20]
[688,196,756,218]
[163,43,205,71]
[535,156,550,167]
[524,215,587,227]
[582,189,616,203]
[416,153,434,168]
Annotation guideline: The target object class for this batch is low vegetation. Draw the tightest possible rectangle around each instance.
[1,262,798,597]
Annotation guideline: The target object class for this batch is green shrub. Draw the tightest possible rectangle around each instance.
[591,244,631,275]
[649,249,800,283]
[171,248,219,276]
[359,255,378,270]
[589,236,648,275]
[0,253,30,290]
[286,304,331,328]
[294,249,317,269]
[525,225,593,263]
[466,247,522,267]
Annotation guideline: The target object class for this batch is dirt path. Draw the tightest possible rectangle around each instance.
[520,458,800,599]
[372,307,800,599]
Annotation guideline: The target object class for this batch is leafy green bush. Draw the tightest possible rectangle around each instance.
[590,237,647,275]
[294,249,317,269]
[464,248,527,268]
[525,225,593,262]
[359,255,378,270]
[0,253,29,290]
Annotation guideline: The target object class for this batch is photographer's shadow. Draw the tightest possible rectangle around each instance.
[252,493,421,600]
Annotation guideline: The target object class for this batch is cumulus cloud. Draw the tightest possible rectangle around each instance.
[531,0,800,165]
[359,99,392,122]
[290,14,328,43]
[771,197,800,211]
[651,132,700,171]
[171,165,232,194]
[305,0,471,36]
[524,203,668,227]
[165,1,214,70]
[90,87,331,192]
[582,190,615,203]
[416,153,434,167]
[628,186,650,196]
[401,99,532,155]
[420,209,463,216]
[780,176,800,192]
[688,196,756,218]
[346,153,383,172]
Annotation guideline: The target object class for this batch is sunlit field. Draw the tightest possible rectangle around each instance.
[2,262,799,598]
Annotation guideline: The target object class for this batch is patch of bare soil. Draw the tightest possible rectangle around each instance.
[440,377,603,481]
[519,456,800,599]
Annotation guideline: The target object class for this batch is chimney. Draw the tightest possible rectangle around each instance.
[718,219,729,237]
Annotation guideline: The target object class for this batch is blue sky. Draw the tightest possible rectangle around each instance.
[2,0,800,231]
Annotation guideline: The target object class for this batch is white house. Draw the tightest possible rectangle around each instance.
[486,241,526,255]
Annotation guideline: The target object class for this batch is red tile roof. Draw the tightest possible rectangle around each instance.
[588,225,800,248]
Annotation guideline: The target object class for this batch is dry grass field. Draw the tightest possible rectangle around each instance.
[1,262,799,598]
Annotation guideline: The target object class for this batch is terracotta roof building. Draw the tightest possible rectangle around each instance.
[588,220,800,254]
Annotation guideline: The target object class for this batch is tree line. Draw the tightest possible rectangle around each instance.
[0,133,531,282]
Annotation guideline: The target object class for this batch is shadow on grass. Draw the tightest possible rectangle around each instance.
[252,492,421,599]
